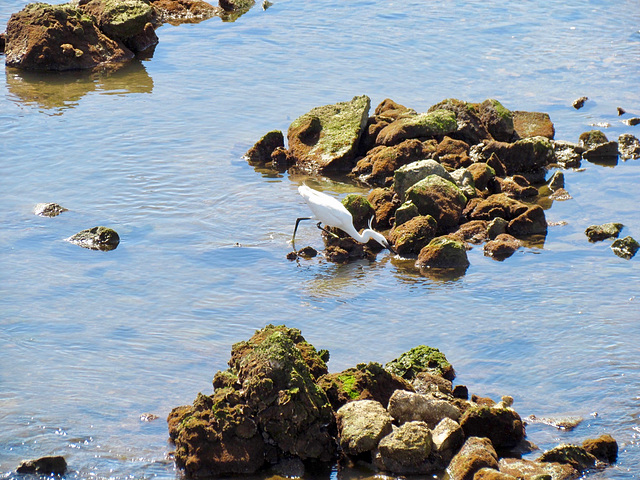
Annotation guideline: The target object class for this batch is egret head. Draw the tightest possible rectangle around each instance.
[365,229,396,254]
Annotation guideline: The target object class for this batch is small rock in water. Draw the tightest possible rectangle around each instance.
[34,202,68,217]
[611,236,639,259]
[549,188,572,201]
[623,117,640,126]
[572,96,588,109]
[547,170,565,190]
[140,413,159,421]
[618,133,640,160]
[66,226,120,251]
[617,106,626,116]
[297,246,317,258]
[17,456,67,475]
[525,414,583,430]
[585,223,623,242]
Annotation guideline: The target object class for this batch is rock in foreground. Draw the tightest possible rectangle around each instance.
[66,226,120,251]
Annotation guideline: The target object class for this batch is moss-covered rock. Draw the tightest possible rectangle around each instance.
[288,95,371,174]
[478,99,515,142]
[579,130,609,150]
[376,109,458,146]
[585,222,623,242]
[78,0,158,52]
[385,345,455,381]
[450,219,489,245]
[342,194,375,232]
[483,233,521,260]
[479,136,554,175]
[618,133,640,160]
[318,361,413,410]
[428,98,492,145]
[150,0,220,25]
[405,175,467,232]
[390,215,438,255]
[394,200,420,228]
[416,236,470,270]
[582,434,618,464]
[466,162,496,192]
[244,130,284,164]
[33,202,68,217]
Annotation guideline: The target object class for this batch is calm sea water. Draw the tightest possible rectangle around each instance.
[1,1,639,478]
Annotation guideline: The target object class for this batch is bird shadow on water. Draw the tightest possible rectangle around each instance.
[4,59,153,114]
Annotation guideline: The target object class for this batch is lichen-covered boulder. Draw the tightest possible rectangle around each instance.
[243,130,284,164]
[460,404,525,450]
[33,202,68,217]
[385,345,455,381]
[582,434,618,464]
[611,236,639,259]
[373,421,436,474]
[479,136,554,175]
[318,361,413,411]
[392,159,453,202]
[585,222,623,242]
[288,95,370,173]
[390,215,438,255]
[483,234,521,260]
[416,236,470,270]
[376,109,458,146]
[353,138,435,187]
[498,458,578,480]
[405,175,467,231]
[448,436,499,480]
[388,390,461,428]
[78,0,158,52]
[336,400,392,455]
[4,3,134,71]
[478,99,514,142]
[66,226,120,251]
[512,110,555,139]
[538,444,597,471]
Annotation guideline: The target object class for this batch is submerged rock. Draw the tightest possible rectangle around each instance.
[585,222,623,242]
[611,236,639,259]
[33,202,68,217]
[16,456,67,475]
[288,95,371,173]
[525,414,583,431]
[499,457,578,480]
[150,0,220,24]
[66,226,120,251]
[5,3,134,71]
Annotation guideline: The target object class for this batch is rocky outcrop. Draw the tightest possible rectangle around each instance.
[4,3,134,71]
[16,456,67,475]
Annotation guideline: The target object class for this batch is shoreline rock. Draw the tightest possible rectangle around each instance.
[167,325,619,479]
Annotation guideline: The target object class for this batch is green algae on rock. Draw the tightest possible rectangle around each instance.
[585,222,623,242]
[405,175,467,232]
[287,95,371,173]
[611,235,639,259]
[416,236,470,270]
[385,345,455,381]
[376,109,458,146]
[341,194,375,232]
[390,215,438,255]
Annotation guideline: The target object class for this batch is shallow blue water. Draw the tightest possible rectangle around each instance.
[1,1,639,479]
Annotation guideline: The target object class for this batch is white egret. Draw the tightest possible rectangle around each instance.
[292,184,395,253]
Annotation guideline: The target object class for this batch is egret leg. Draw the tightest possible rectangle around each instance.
[316,222,340,239]
[292,217,312,247]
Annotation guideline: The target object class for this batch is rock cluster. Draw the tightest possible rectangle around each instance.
[1,0,256,71]
[168,324,618,479]
[247,95,639,267]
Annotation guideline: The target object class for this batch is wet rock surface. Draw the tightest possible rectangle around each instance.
[66,226,120,251]
[33,202,68,217]
[167,325,619,479]
[16,456,67,475]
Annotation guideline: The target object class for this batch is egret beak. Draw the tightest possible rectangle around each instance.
[384,240,397,255]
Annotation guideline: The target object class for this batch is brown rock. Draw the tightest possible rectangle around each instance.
[473,468,517,480]
[367,187,399,229]
[466,162,495,191]
[405,175,468,232]
[512,110,555,139]
[495,175,538,198]
[437,136,472,169]
[582,434,618,464]
[5,3,134,71]
[483,234,521,260]
[499,458,578,480]
[244,130,284,164]
[507,205,547,236]
[150,0,220,24]
[448,436,499,480]
[428,98,492,145]
[480,137,554,175]
[451,220,489,245]
[460,405,525,450]
[416,236,470,269]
